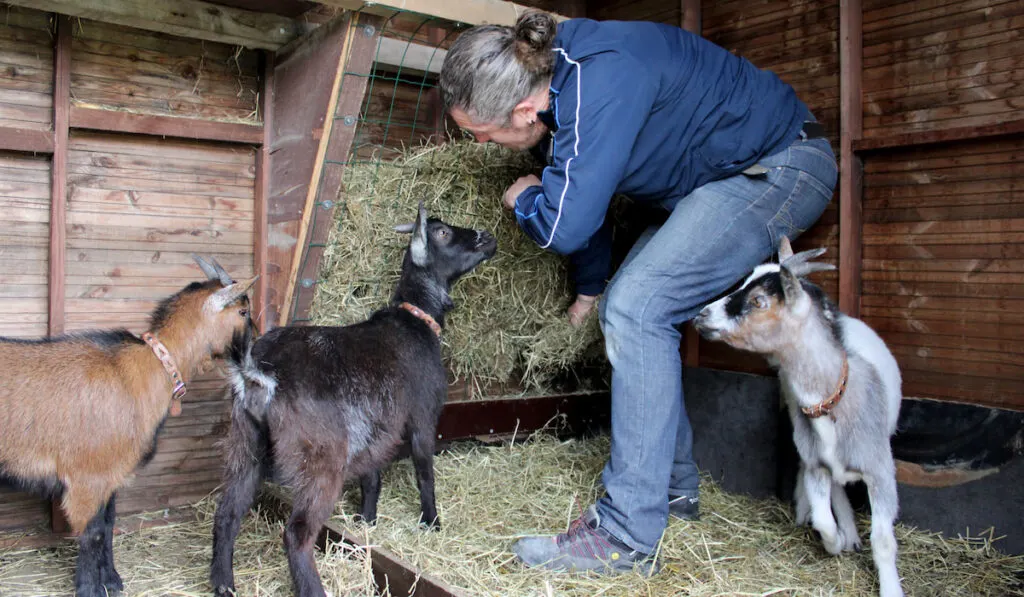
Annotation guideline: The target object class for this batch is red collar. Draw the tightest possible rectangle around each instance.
[142,331,186,417]
[801,355,849,422]
[398,302,442,337]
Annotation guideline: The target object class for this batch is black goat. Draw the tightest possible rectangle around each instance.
[210,203,497,597]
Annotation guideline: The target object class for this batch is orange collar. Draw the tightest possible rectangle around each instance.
[801,355,848,422]
[142,331,186,417]
[398,302,442,337]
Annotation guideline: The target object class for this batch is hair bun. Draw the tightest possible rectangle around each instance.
[513,11,556,74]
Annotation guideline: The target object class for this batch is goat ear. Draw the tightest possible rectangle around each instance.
[408,201,428,266]
[780,266,802,303]
[207,275,259,312]
[193,254,221,281]
[777,236,794,262]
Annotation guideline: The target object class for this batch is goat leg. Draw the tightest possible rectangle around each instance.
[98,494,123,592]
[802,465,844,555]
[410,430,440,530]
[211,412,267,597]
[866,468,904,597]
[73,502,109,597]
[830,482,862,553]
[357,470,382,524]
[284,469,344,597]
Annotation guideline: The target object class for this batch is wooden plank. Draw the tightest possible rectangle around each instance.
[49,18,70,339]
[4,0,307,51]
[837,0,862,316]
[318,0,568,27]
[854,118,1024,152]
[263,485,468,597]
[254,51,272,332]
[375,36,446,73]
[0,125,53,153]
[266,15,352,327]
[282,14,382,324]
[69,105,263,145]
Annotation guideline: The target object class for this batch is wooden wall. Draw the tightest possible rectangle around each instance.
[858,0,1024,411]
[0,6,261,533]
[697,0,841,374]
[70,21,260,122]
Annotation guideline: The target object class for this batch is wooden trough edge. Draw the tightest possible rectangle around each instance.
[261,484,468,597]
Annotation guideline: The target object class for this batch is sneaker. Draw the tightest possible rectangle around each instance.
[512,505,658,576]
[668,494,700,521]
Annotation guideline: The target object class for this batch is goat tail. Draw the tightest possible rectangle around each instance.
[227,324,276,420]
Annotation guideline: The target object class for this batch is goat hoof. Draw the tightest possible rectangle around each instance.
[419,518,441,532]
[354,514,377,526]
[101,568,124,592]
[213,583,236,597]
[74,582,107,597]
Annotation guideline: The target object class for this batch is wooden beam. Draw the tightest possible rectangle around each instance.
[5,0,308,50]
[838,0,863,317]
[279,16,360,325]
[853,119,1024,152]
[69,106,263,144]
[266,14,355,329]
[681,0,701,34]
[376,36,446,73]
[261,486,466,597]
[279,13,382,325]
[314,0,567,26]
[436,393,610,441]
[49,14,73,535]
[0,126,54,154]
[254,51,273,333]
[680,0,701,366]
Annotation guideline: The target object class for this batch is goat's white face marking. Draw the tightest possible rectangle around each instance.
[408,203,429,267]
[694,268,806,355]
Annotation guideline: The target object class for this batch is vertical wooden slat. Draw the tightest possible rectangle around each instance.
[49,13,72,535]
[681,0,701,34]
[281,14,382,324]
[254,51,273,332]
[681,0,701,368]
[838,0,863,317]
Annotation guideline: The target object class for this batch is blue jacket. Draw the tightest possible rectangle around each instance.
[514,18,809,296]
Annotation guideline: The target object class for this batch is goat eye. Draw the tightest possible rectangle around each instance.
[239,308,249,317]
[753,295,769,309]
[437,229,449,239]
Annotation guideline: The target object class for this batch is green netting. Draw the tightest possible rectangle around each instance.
[291,10,609,398]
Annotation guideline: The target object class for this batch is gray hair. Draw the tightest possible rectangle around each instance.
[439,11,557,125]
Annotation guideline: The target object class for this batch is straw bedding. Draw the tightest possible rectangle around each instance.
[0,499,378,597]
[1,432,1020,596]
[309,141,607,397]
[328,431,1024,597]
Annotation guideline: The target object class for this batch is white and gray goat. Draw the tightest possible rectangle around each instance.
[693,237,903,597]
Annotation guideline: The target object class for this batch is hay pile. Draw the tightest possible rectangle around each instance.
[310,141,607,397]
[0,498,378,597]
[330,432,1024,597]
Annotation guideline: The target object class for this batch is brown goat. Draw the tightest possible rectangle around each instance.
[0,256,256,597]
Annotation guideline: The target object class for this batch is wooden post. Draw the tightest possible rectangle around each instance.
[838,0,863,317]
[681,0,701,34]
[49,14,72,535]
[254,51,273,332]
[680,0,701,368]
[277,13,382,325]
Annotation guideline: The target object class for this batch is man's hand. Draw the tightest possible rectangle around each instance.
[503,174,542,210]
[567,294,598,327]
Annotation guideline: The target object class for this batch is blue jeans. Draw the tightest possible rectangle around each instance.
[595,134,838,553]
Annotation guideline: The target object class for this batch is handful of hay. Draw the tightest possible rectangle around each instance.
[310,141,606,396]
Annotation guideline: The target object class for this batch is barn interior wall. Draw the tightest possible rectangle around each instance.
[858,0,1024,411]
[0,5,259,532]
